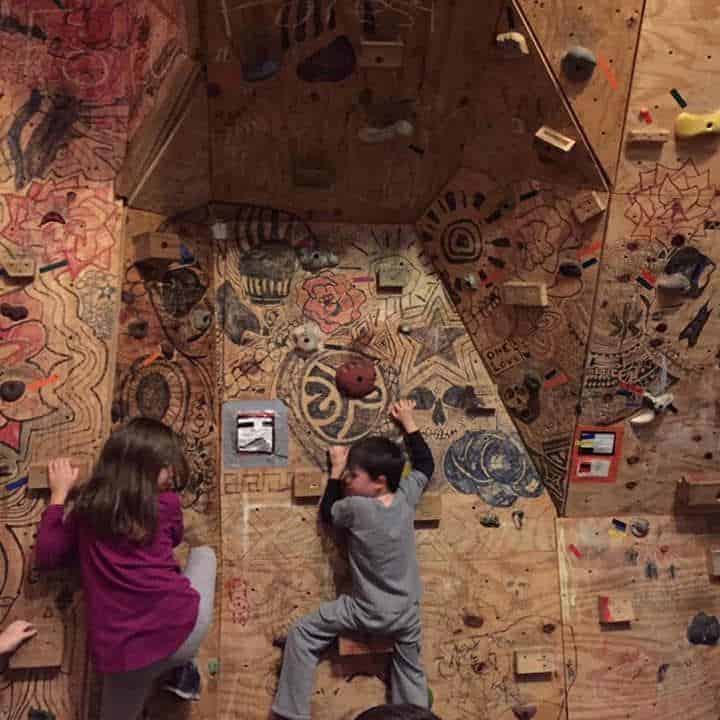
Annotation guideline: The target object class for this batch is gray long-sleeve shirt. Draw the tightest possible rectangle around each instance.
[330,463,431,615]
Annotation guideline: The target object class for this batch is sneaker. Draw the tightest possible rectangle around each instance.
[163,661,201,701]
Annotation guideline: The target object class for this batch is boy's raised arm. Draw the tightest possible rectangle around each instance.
[319,446,348,526]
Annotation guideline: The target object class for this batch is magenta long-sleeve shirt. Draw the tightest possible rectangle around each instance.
[36,492,200,673]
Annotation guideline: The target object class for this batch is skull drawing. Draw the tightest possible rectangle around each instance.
[407,380,484,441]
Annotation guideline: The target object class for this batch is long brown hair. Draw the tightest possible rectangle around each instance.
[72,417,189,542]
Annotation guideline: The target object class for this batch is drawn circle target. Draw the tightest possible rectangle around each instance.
[121,357,190,428]
[444,430,543,507]
[441,219,483,264]
[275,349,398,460]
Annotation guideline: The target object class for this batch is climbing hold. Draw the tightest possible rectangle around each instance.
[480,513,500,528]
[398,323,412,334]
[39,211,66,227]
[629,408,656,426]
[0,302,29,321]
[559,260,583,278]
[462,273,479,290]
[0,380,25,402]
[190,307,212,333]
[335,359,377,399]
[208,658,220,676]
[297,36,356,83]
[29,710,56,720]
[462,613,484,628]
[630,518,650,538]
[675,109,720,138]
[512,510,525,530]
[542,623,556,634]
[110,401,126,423]
[292,323,323,355]
[427,686,434,708]
[358,120,414,143]
[561,46,597,82]
[298,247,338,271]
[687,611,720,645]
[496,31,529,56]
[657,663,670,682]
[242,59,281,83]
[120,290,135,305]
[657,273,691,292]
[645,561,659,579]
[127,320,148,339]
[512,706,537,720]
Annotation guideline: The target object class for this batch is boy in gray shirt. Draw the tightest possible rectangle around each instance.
[272,400,434,720]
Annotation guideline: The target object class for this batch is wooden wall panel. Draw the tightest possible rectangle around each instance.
[419,168,607,513]
[519,0,645,183]
[113,208,221,719]
[558,515,720,720]
[211,213,560,719]
[567,0,720,516]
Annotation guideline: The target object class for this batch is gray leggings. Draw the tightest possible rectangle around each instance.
[100,546,217,720]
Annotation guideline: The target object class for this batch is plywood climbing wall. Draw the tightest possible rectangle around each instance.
[0,0,128,714]
[419,167,608,514]
[205,211,562,719]
[566,0,720,516]
[558,515,720,719]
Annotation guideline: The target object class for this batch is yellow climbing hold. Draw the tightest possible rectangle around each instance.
[675,110,720,139]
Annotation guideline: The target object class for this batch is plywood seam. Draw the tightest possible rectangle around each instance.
[512,0,610,190]
[608,0,649,188]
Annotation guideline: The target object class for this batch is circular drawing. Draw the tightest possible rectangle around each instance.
[444,430,544,507]
[120,357,190,429]
[275,348,399,464]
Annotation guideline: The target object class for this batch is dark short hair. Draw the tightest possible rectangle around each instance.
[347,436,405,492]
[355,704,441,720]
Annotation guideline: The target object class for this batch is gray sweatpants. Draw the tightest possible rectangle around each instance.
[272,594,427,720]
[100,546,217,720]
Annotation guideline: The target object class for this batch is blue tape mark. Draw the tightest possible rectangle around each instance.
[6,475,28,491]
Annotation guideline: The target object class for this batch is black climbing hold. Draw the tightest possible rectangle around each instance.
[161,341,175,359]
[120,290,135,305]
[463,613,484,628]
[297,36,356,83]
[561,46,597,82]
[542,623,556,634]
[559,261,583,278]
[29,710,56,720]
[110,401,125,424]
[0,302,29,321]
[0,380,25,402]
[657,663,670,682]
[687,611,720,645]
[630,518,650,538]
[128,320,148,339]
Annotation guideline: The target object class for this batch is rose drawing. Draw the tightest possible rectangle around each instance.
[298,273,367,333]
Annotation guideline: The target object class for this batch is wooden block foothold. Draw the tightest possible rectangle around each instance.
[8,616,63,669]
[414,493,441,524]
[500,281,549,307]
[572,192,607,224]
[708,548,720,576]
[132,232,183,261]
[3,256,36,278]
[358,41,404,68]
[496,31,529,56]
[598,595,635,624]
[28,462,90,490]
[377,260,410,292]
[678,474,720,509]
[293,469,324,499]
[627,128,671,144]
[534,126,576,153]
[338,633,394,656]
[514,649,555,676]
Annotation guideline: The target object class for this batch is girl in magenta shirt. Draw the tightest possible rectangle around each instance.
[36,417,216,720]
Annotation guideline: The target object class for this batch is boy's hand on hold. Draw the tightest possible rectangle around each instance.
[390,399,418,433]
[0,620,37,655]
[328,446,349,478]
[47,458,80,505]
